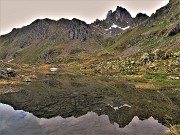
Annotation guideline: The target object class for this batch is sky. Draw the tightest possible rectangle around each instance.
[0,0,169,35]
[0,103,168,135]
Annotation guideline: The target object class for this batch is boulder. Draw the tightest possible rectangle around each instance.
[173,51,180,57]
[23,78,32,82]
[0,70,8,79]
[140,53,151,64]
[163,52,172,60]
[152,49,164,60]
[6,68,16,77]
[168,76,180,80]
[0,68,16,79]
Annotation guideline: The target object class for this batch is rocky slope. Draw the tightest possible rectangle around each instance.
[0,18,109,63]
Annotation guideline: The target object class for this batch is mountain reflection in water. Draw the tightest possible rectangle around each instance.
[0,103,169,135]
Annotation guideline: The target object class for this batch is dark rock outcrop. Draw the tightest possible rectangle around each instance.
[168,24,180,36]
[106,6,133,28]
[0,68,16,79]
[134,13,149,25]
[68,18,91,41]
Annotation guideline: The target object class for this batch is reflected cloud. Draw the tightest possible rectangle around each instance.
[0,103,169,135]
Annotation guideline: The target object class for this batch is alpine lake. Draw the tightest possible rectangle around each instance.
[0,70,179,135]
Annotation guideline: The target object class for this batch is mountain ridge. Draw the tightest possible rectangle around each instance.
[0,5,150,63]
[1,6,149,37]
[0,0,179,64]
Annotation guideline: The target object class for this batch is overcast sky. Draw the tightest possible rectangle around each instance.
[0,0,169,35]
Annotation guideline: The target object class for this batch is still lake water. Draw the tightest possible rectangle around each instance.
[0,73,178,135]
[0,103,169,135]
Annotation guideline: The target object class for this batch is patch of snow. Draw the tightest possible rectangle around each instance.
[107,104,118,110]
[121,26,130,30]
[105,23,130,31]
[113,107,119,111]
[111,24,119,28]
[107,104,131,111]
[119,104,131,108]
[50,68,57,72]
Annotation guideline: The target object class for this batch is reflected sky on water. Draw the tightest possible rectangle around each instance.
[0,103,169,135]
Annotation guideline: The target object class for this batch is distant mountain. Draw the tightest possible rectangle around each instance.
[92,6,149,35]
[0,5,148,63]
[0,0,179,64]
[0,18,109,63]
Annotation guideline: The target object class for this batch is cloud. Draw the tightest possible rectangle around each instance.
[0,103,169,135]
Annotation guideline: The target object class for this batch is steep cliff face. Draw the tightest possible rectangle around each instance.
[105,6,133,28]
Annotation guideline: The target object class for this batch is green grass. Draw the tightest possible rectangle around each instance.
[145,73,167,80]
[164,125,180,135]
[121,71,138,75]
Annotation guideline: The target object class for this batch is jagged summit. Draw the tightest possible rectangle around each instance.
[106,6,132,24]
[134,13,149,25]
[135,13,149,18]
[93,6,149,36]
[2,6,149,38]
[116,6,127,11]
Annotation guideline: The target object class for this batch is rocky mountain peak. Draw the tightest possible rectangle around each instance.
[115,6,130,14]
[133,13,149,25]
[31,18,55,26]
[106,6,132,24]
[116,6,127,12]
[92,6,149,36]
[72,18,88,26]
[135,13,149,18]
[106,10,113,19]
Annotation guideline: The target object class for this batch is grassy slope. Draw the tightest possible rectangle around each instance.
[57,0,180,92]
[101,0,180,57]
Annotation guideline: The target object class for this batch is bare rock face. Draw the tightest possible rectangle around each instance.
[68,19,91,41]
[92,6,149,36]
[106,6,133,27]
[95,6,134,29]
[133,13,149,25]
